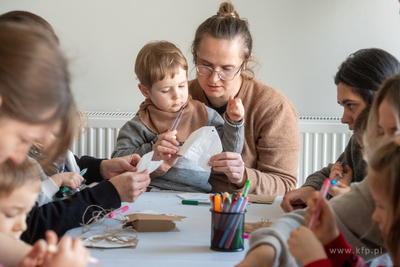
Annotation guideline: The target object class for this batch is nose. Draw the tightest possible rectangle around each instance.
[371,208,379,224]
[208,70,221,83]
[341,110,353,129]
[9,146,29,165]
[172,89,180,100]
[13,215,27,234]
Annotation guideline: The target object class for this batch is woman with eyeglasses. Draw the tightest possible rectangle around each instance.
[189,1,300,195]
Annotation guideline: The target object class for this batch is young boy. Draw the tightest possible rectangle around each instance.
[112,41,245,192]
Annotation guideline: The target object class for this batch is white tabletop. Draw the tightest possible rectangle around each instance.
[66,192,284,267]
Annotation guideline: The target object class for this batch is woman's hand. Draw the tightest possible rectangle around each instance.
[109,170,150,202]
[51,173,84,189]
[226,95,244,122]
[281,186,316,213]
[287,226,327,266]
[208,152,246,187]
[100,154,142,179]
[152,130,179,162]
[235,244,275,267]
[304,191,339,245]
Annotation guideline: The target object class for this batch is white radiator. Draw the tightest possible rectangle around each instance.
[72,112,352,188]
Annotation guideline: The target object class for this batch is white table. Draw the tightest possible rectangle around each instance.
[67,192,284,267]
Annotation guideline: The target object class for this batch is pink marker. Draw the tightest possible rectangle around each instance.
[308,178,330,230]
[109,205,129,218]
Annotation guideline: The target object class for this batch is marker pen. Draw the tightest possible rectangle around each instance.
[181,200,209,205]
[109,205,129,218]
[308,178,330,230]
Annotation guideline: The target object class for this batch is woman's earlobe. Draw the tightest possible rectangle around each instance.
[244,54,253,70]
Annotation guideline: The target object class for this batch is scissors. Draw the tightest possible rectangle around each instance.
[171,108,185,131]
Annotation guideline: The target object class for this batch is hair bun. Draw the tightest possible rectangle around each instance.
[217,1,240,19]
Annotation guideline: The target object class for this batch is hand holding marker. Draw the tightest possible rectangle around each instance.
[308,178,330,230]
[60,168,88,195]
[330,162,344,187]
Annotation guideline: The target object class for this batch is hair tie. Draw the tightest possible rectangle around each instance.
[230,12,236,18]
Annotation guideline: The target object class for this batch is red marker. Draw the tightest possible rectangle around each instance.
[109,205,129,218]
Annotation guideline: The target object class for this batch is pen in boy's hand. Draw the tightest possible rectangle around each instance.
[308,178,330,230]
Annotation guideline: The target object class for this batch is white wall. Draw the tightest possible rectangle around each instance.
[1,0,400,117]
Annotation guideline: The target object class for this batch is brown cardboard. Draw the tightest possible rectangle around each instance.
[247,194,276,204]
[125,213,186,232]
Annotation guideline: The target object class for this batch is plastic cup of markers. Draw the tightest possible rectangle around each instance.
[210,209,246,252]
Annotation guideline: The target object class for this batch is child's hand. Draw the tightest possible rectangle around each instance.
[226,95,244,122]
[152,130,179,162]
[287,226,327,266]
[51,173,84,189]
[304,191,339,245]
[328,180,351,197]
[329,163,352,186]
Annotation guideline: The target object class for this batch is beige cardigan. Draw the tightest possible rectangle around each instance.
[189,78,300,196]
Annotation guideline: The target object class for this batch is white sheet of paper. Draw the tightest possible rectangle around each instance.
[177,126,222,171]
[136,151,163,173]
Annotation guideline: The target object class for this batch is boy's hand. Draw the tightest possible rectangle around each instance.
[304,192,339,245]
[287,226,327,266]
[51,173,84,189]
[226,95,244,122]
[152,130,179,161]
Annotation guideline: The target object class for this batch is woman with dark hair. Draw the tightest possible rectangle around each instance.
[281,48,400,213]
[187,1,301,196]
[236,50,400,267]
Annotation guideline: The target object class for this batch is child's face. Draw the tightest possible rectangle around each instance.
[378,98,398,137]
[0,183,38,240]
[370,177,392,236]
[145,67,188,113]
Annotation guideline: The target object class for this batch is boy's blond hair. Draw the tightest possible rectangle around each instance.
[134,41,188,90]
[0,159,41,198]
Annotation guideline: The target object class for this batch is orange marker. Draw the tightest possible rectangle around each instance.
[214,194,221,212]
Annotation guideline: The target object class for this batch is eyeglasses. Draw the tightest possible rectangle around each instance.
[195,62,244,81]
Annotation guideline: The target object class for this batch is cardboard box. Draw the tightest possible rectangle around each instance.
[125,213,186,232]
[247,194,276,204]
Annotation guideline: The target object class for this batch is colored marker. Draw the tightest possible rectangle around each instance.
[60,168,88,195]
[331,162,344,187]
[242,180,251,197]
[308,178,330,230]
[225,196,248,249]
[109,205,129,218]
[181,200,209,205]
[219,197,244,248]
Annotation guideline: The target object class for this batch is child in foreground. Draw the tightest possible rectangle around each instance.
[112,41,245,192]
[287,140,400,266]
[0,160,89,267]
[30,111,89,206]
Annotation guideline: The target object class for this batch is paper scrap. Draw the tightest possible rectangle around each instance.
[177,193,211,201]
[136,151,163,173]
[177,126,222,171]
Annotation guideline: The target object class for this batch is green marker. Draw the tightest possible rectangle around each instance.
[242,180,251,197]
[59,168,88,194]
[181,200,209,205]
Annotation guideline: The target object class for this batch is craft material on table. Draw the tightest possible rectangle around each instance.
[177,126,222,171]
[109,205,129,218]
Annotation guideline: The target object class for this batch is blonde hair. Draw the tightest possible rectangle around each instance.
[368,141,400,266]
[135,41,188,90]
[364,73,400,157]
[191,1,256,79]
[0,159,41,198]
[0,23,76,170]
